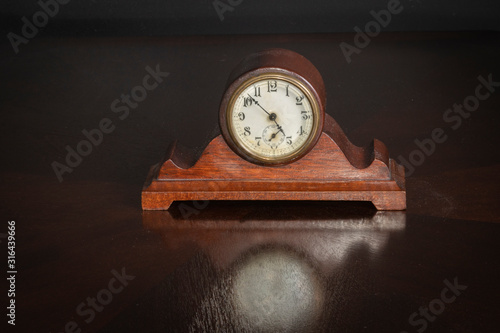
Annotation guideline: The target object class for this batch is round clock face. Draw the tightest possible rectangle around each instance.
[225,74,321,164]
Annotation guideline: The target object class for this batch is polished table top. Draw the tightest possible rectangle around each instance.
[0,32,499,332]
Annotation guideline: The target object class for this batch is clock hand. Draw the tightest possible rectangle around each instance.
[278,124,286,136]
[247,94,286,136]
[247,94,272,117]
[272,124,286,139]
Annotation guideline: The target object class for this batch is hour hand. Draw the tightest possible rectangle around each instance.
[273,124,285,137]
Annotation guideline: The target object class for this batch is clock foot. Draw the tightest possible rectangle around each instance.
[142,191,173,210]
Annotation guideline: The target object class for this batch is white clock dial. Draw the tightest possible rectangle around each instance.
[228,76,316,163]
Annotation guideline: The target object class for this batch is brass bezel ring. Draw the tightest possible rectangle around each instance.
[225,73,321,165]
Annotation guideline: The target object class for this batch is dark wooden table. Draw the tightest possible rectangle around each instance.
[1,32,499,332]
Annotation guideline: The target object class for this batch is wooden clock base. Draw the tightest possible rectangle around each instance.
[142,114,406,210]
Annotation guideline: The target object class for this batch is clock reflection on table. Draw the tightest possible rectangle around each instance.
[114,201,405,332]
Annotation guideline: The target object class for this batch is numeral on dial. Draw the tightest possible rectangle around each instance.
[286,136,292,145]
[254,85,261,97]
[296,95,304,105]
[244,127,251,136]
[243,97,253,107]
[268,80,277,92]
[255,137,261,146]
[298,126,307,136]
[238,112,245,120]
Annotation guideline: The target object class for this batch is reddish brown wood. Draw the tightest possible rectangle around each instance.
[142,114,406,210]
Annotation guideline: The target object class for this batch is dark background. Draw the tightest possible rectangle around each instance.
[1,0,500,37]
[1,1,500,333]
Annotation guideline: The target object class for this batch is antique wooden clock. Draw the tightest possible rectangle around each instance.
[142,49,406,210]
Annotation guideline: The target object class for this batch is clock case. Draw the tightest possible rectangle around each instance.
[142,49,406,210]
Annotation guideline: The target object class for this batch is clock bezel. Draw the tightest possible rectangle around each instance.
[220,67,325,166]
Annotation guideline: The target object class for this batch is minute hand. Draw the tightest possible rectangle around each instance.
[247,94,271,116]
[247,94,286,136]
